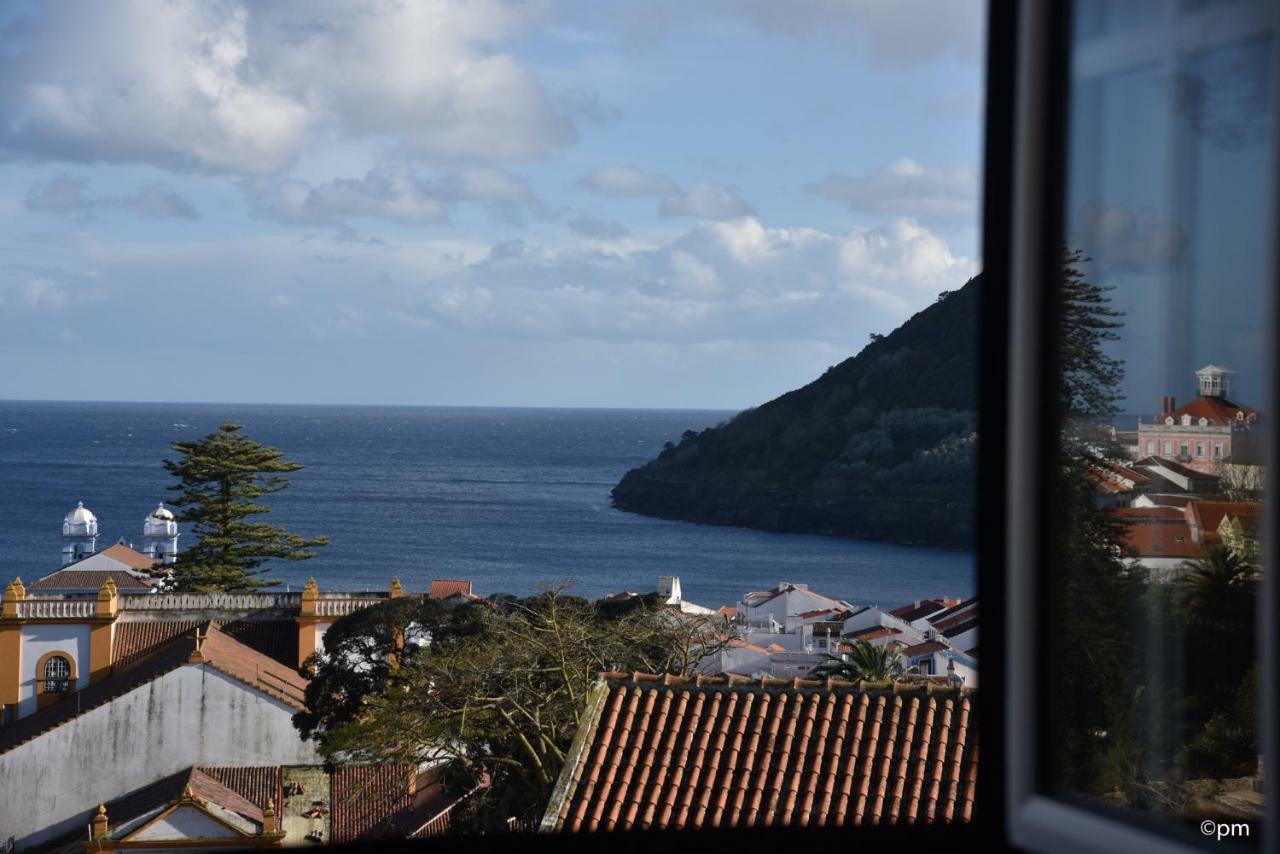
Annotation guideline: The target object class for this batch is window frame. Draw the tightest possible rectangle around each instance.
[992,1,1280,852]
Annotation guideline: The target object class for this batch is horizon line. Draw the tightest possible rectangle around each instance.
[0,396,744,413]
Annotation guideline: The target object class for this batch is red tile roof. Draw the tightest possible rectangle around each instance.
[331,764,415,843]
[1166,396,1258,427]
[99,767,266,839]
[1185,501,1262,537]
[29,568,155,591]
[542,672,977,832]
[849,626,902,641]
[198,623,309,710]
[98,543,160,570]
[113,621,203,668]
[1112,507,1200,559]
[199,766,283,814]
[889,600,949,622]
[429,579,474,599]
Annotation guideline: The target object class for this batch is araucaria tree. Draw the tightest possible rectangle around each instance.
[1048,250,1146,797]
[164,423,329,591]
[297,585,733,832]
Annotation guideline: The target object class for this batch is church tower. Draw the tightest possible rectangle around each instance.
[141,503,180,565]
[61,502,98,565]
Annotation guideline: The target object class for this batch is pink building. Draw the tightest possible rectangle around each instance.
[1136,365,1260,473]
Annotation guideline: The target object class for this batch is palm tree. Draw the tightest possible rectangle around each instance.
[1179,544,1257,633]
[812,639,909,682]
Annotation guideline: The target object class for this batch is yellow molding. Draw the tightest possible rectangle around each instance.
[0,622,20,706]
[299,577,319,617]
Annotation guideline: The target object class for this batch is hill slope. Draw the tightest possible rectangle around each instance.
[611,275,979,548]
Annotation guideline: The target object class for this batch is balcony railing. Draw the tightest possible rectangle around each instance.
[17,599,97,619]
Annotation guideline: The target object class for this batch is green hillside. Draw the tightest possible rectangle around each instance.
[611,275,979,548]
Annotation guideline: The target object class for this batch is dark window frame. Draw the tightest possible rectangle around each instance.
[989,1,1280,852]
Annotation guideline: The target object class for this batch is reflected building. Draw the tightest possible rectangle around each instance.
[1135,364,1260,473]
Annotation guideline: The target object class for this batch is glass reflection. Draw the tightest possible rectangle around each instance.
[1047,0,1274,841]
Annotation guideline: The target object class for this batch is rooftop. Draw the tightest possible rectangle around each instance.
[541,672,977,833]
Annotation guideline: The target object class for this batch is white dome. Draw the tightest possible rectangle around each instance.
[65,502,97,525]
[149,503,174,521]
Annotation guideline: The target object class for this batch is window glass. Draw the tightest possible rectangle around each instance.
[1048,0,1273,842]
[42,656,71,693]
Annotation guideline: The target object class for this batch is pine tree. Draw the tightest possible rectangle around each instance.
[163,423,329,592]
[1048,249,1147,797]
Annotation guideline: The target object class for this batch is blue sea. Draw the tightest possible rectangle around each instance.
[0,401,973,610]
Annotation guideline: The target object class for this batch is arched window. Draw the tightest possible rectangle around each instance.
[42,655,72,693]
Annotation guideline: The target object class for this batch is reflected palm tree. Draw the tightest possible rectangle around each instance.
[1179,543,1257,633]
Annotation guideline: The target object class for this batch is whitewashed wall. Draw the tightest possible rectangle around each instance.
[0,665,321,850]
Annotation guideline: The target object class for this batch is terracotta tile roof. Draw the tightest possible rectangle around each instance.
[796,608,845,619]
[331,764,415,843]
[429,579,475,599]
[113,620,203,668]
[889,600,948,622]
[215,619,299,668]
[93,767,268,842]
[198,623,309,710]
[543,673,977,833]
[199,766,283,813]
[186,767,267,826]
[1112,507,1200,559]
[1165,396,1257,427]
[29,568,155,591]
[849,626,902,641]
[1185,501,1262,537]
[98,543,160,570]
[717,605,738,618]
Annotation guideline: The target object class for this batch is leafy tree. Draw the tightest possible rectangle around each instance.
[812,639,909,682]
[293,596,480,741]
[163,423,329,591]
[300,585,733,832]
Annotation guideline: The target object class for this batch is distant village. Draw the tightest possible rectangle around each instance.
[1,497,977,849]
[7,363,1261,849]
[1096,365,1263,578]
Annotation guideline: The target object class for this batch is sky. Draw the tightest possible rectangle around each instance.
[0,0,986,409]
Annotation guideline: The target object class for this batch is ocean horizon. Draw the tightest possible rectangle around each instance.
[0,399,974,610]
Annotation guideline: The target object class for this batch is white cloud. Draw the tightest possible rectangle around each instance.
[806,158,978,225]
[17,277,70,310]
[245,164,543,227]
[660,181,755,221]
[25,174,198,220]
[581,166,753,221]
[402,215,974,342]
[581,165,678,198]
[0,1,572,174]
